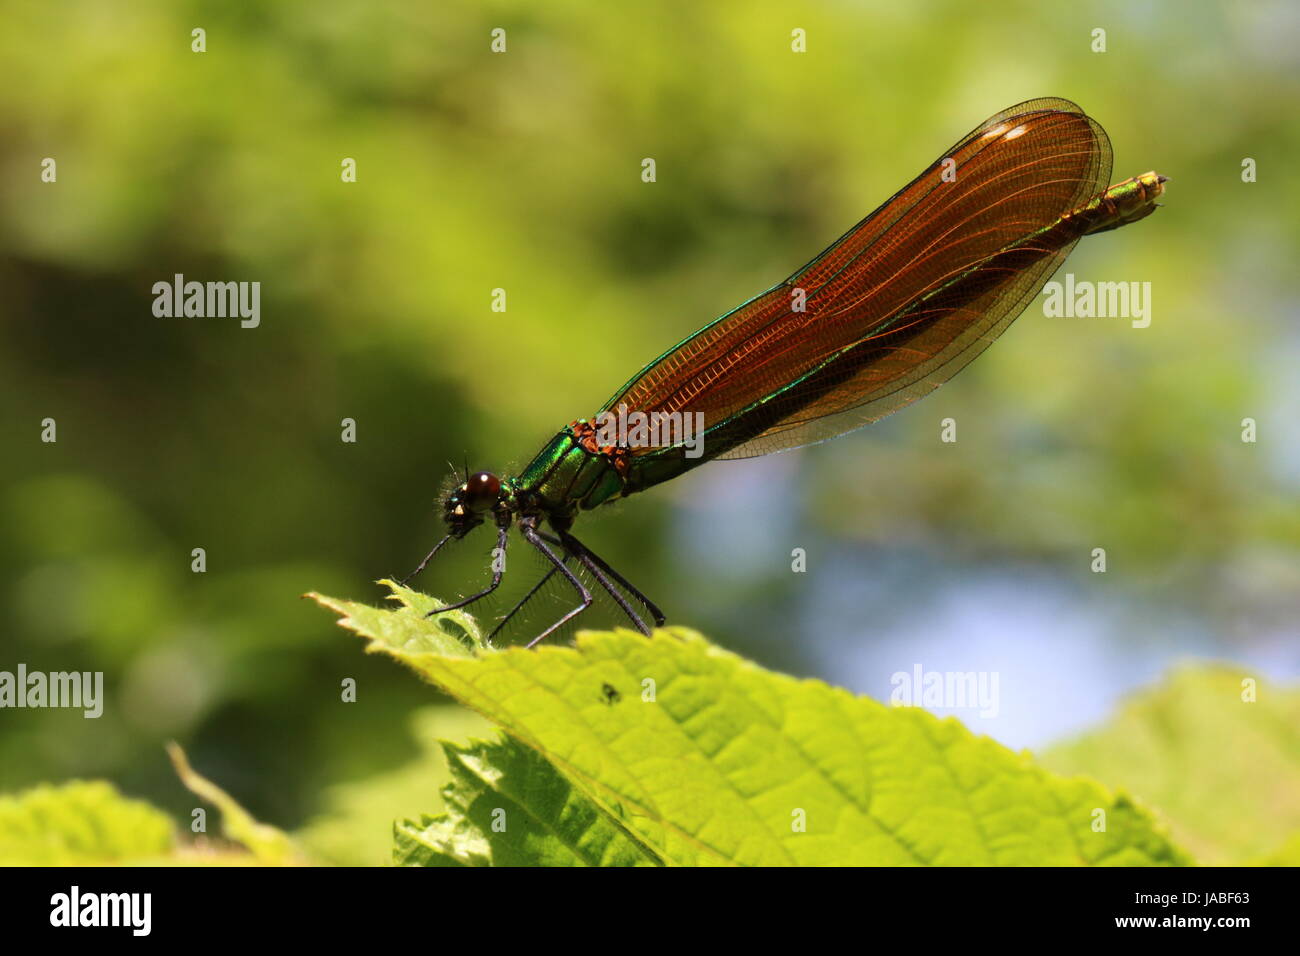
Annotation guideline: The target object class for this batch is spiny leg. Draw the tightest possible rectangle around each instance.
[542,530,665,627]
[398,533,453,586]
[487,558,567,643]
[521,519,592,648]
[493,533,652,642]
[574,551,649,634]
[538,532,649,635]
[427,525,509,616]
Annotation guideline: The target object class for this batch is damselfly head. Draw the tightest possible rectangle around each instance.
[463,471,502,512]
[441,470,504,536]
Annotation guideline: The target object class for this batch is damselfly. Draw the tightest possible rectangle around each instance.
[402,97,1167,645]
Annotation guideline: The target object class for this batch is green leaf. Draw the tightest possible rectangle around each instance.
[1041,664,1300,865]
[395,736,661,866]
[312,583,1189,866]
[0,780,174,865]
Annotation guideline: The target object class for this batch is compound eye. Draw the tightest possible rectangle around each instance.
[464,471,501,512]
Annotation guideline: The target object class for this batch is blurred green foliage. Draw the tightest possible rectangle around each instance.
[0,780,174,865]
[1043,665,1300,864]
[0,0,1296,840]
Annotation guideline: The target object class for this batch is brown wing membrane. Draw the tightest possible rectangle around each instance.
[600,97,1113,460]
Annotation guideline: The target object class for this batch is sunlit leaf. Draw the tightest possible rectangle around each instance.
[312,584,1189,866]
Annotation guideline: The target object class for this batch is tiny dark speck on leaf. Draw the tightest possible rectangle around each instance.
[601,682,621,705]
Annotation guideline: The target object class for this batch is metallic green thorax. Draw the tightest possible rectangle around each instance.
[509,427,622,527]
[510,423,701,527]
